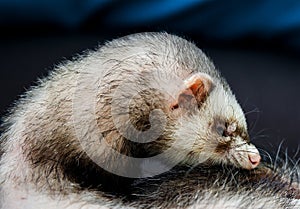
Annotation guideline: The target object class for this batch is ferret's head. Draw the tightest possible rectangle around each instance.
[168,72,261,170]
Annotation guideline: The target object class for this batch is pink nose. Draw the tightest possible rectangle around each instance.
[248,153,261,168]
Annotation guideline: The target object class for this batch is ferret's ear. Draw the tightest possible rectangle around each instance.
[171,73,214,110]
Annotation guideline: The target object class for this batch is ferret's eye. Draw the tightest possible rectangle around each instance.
[216,124,226,136]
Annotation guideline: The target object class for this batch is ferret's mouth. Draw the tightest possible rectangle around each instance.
[226,145,261,170]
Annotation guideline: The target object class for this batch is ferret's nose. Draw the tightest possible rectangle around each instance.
[248,153,261,168]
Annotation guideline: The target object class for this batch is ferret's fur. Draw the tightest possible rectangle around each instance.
[1,162,299,209]
[0,32,298,208]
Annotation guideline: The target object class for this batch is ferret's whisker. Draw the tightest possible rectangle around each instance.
[257,148,273,164]
[235,107,259,122]
[232,142,248,149]
[241,98,249,108]
[274,140,285,169]
[251,134,269,141]
[253,128,267,136]
[234,150,259,154]
[290,156,300,173]
[293,145,300,159]
[251,128,269,141]
[284,148,289,170]
[249,109,261,134]
[244,108,260,116]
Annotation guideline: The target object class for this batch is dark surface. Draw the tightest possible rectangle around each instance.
[0,32,299,159]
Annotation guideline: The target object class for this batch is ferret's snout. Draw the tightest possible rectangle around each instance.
[248,153,261,168]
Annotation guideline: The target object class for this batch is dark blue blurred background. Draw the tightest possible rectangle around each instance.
[0,0,299,158]
[2,0,300,46]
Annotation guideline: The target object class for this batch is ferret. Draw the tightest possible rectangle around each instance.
[0,32,271,208]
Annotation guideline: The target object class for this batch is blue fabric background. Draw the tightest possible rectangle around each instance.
[1,0,300,42]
